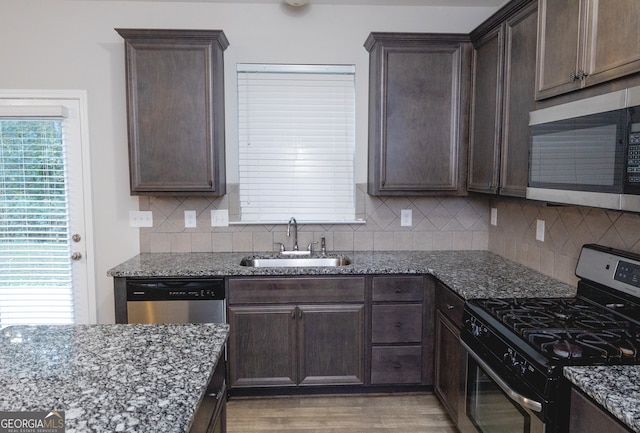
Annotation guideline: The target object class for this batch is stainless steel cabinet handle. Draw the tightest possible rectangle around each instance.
[461,340,543,413]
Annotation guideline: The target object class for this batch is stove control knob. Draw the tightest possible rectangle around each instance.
[503,351,516,367]
[471,322,486,337]
[519,362,529,376]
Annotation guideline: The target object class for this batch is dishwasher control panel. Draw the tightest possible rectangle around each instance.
[126,279,225,301]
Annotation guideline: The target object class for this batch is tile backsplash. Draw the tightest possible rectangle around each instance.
[138,184,490,254]
[137,186,640,288]
[488,197,640,286]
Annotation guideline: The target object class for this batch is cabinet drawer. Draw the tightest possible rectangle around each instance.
[372,276,424,302]
[371,346,422,384]
[371,304,423,343]
[436,282,464,326]
[228,277,365,304]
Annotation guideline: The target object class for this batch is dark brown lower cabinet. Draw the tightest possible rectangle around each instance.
[369,276,433,386]
[227,305,297,387]
[569,388,633,433]
[227,277,365,389]
[434,282,465,426]
[190,356,226,433]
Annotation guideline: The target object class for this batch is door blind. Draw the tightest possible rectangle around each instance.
[0,117,74,327]
[237,64,356,223]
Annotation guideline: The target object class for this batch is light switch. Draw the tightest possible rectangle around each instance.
[129,211,153,227]
[401,209,412,227]
[184,210,197,228]
[536,219,545,242]
[211,209,229,227]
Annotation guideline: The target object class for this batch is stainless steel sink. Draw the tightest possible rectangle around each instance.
[239,255,351,267]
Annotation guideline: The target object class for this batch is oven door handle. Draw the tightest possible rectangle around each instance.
[461,340,543,413]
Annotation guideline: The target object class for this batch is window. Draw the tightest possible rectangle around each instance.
[0,94,93,328]
[237,64,356,223]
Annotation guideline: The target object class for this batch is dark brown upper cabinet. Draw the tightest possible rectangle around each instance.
[468,0,538,197]
[536,0,640,100]
[116,29,228,196]
[365,33,472,196]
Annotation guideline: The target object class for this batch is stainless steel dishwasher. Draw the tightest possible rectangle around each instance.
[126,279,225,324]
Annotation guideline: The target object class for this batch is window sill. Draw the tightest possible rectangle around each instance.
[230,220,366,225]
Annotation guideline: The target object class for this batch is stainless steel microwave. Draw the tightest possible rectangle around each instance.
[528,86,640,212]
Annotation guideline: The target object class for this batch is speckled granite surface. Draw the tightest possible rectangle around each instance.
[107,250,577,299]
[564,366,640,432]
[0,323,229,433]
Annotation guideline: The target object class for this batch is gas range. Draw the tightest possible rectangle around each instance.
[460,244,640,433]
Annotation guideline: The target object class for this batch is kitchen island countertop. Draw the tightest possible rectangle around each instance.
[564,365,640,432]
[0,323,229,433]
[107,250,576,299]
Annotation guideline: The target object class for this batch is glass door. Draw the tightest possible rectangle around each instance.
[0,94,94,327]
[460,347,546,433]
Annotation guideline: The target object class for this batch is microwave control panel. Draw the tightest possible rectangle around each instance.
[627,132,640,183]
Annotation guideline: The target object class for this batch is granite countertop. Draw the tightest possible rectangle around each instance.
[106,250,640,431]
[564,366,640,432]
[0,323,229,433]
[107,250,577,299]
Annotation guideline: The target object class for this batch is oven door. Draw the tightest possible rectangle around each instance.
[459,341,546,433]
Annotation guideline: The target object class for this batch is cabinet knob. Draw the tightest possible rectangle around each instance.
[394,322,402,328]
[393,361,401,369]
[446,304,455,310]
[395,288,403,293]
[569,71,577,82]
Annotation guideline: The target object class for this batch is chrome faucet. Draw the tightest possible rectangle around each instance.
[287,217,299,251]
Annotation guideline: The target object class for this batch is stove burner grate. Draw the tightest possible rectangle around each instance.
[525,328,639,362]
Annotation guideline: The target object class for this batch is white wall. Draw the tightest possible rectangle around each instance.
[0,0,497,323]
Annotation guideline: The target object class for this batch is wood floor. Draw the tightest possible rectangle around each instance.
[226,393,457,433]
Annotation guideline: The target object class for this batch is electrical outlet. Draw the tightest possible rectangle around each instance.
[401,209,412,227]
[129,211,153,228]
[536,219,545,242]
[211,209,229,227]
[491,208,498,226]
[184,210,197,228]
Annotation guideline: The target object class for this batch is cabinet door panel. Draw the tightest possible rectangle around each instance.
[372,276,424,302]
[227,305,296,388]
[370,346,422,384]
[535,0,584,99]
[468,26,502,193]
[586,0,640,86]
[500,2,537,197]
[569,388,633,433]
[371,304,423,344]
[298,304,364,386]
[365,33,471,196]
[383,48,456,191]
[117,29,228,195]
[434,310,463,424]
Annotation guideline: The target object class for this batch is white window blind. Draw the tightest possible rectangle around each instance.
[237,64,356,223]
[0,114,74,327]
